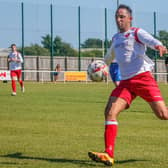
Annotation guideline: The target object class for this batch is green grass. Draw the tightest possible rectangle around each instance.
[0,82,168,168]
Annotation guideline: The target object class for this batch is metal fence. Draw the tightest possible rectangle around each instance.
[0,56,167,82]
[0,2,168,76]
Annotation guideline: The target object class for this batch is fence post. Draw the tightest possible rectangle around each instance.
[64,56,67,71]
[50,4,54,81]
[117,0,119,7]
[153,11,157,80]
[104,8,108,55]
[78,6,81,71]
[21,2,25,81]
[36,56,40,82]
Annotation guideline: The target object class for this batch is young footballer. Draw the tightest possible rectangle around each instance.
[88,4,168,166]
[8,44,25,96]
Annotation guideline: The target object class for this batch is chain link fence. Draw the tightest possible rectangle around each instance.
[0,1,168,81]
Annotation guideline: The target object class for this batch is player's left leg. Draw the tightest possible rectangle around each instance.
[17,70,24,92]
[149,101,168,120]
[134,72,168,120]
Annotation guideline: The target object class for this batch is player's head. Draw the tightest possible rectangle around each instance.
[115,4,132,32]
[11,44,17,51]
[56,64,60,68]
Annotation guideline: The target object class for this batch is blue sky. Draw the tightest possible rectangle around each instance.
[2,0,168,12]
[0,0,168,48]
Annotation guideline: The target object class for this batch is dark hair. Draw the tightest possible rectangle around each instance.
[11,43,16,48]
[116,4,132,16]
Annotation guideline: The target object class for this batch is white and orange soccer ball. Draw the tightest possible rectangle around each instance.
[87,60,108,82]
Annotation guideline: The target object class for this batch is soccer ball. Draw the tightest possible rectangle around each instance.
[87,60,108,82]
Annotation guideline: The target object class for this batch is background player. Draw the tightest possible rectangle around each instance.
[8,44,24,96]
[109,60,121,87]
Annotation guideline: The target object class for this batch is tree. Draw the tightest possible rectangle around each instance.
[22,44,50,56]
[41,34,77,56]
[41,34,51,50]
[158,30,168,47]
[53,36,62,55]
[81,50,103,57]
[81,38,103,48]
[81,38,112,48]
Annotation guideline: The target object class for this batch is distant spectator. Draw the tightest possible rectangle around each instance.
[53,64,61,82]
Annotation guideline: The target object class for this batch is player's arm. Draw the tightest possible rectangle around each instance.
[16,52,23,63]
[137,28,168,56]
[7,55,15,62]
[104,44,115,65]
[7,55,11,62]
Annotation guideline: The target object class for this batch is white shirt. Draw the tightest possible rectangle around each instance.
[8,51,23,70]
[104,27,162,80]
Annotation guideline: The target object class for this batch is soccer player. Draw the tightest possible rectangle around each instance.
[88,4,168,166]
[8,44,25,96]
[109,60,121,87]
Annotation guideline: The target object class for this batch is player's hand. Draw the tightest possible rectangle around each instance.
[155,45,168,57]
[10,58,15,62]
[11,58,17,62]
[16,59,21,63]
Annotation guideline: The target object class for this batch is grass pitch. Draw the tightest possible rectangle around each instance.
[0,82,168,168]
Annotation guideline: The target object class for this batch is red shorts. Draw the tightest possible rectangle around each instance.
[10,69,22,79]
[111,71,163,105]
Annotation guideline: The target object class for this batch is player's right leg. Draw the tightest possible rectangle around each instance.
[10,70,17,96]
[88,96,128,166]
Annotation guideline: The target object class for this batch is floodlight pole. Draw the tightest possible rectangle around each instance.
[78,6,81,71]
[117,0,119,7]
[104,8,108,54]
[50,4,54,81]
[21,2,25,81]
[153,11,157,81]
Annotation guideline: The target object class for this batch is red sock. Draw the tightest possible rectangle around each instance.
[19,80,24,88]
[104,120,118,158]
[12,80,16,92]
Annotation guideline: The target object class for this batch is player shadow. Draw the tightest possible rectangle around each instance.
[116,159,148,164]
[1,152,148,167]
[0,152,100,167]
